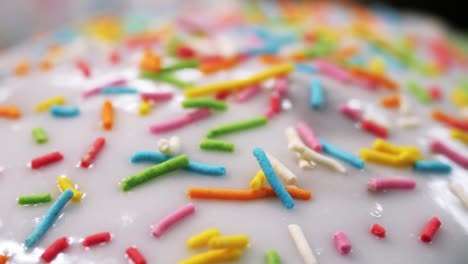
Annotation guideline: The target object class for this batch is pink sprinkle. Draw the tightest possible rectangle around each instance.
[430,140,468,168]
[263,107,279,120]
[140,92,174,102]
[296,121,322,151]
[314,60,351,84]
[368,177,416,192]
[339,105,362,121]
[333,231,352,255]
[152,203,195,237]
[82,79,127,98]
[234,86,261,103]
[273,77,289,97]
[149,108,212,134]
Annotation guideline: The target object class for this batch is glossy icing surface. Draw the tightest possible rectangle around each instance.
[1,3,468,263]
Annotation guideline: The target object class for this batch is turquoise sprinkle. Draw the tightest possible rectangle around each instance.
[50,106,80,118]
[310,79,324,110]
[131,151,226,176]
[24,189,74,248]
[413,160,452,174]
[101,86,138,95]
[319,138,365,169]
[295,63,317,74]
[252,147,295,209]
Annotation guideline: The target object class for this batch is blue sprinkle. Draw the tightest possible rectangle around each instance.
[246,44,278,56]
[131,151,226,176]
[295,63,317,74]
[252,147,295,209]
[101,86,138,95]
[413,160,452,174]
[24,189,73,248]
[50,106,80,118]
[310,79,324,110]
[319,138,365,169]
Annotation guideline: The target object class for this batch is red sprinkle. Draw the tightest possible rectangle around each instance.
[371,224,386,238]
[429,85,442,100]
[126,246,146,264]
[269,92,281,113]
[420,217,441,243]
[41,237,69,263]
[31,151,63,169]
[80,137,106,168]
[75,59,91,78]
[82,232,111,247]
[361,119,388,138]
[109,50,121,64]
[215,90,232,101]
[339,105,362,121]
[177,45,197,58]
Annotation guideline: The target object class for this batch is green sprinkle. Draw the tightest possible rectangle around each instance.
[407,81,430,104]
[460,79,468,97]
[140,72,192,88]
[18,193,52,205]
[167,37,182,56]
[265,250,282,264]
[206,116,268,138]
[121,154,189,191]
[161,59,200,72]
[32,127,48,144]
[182,98,228,111]
[199,139,235,152]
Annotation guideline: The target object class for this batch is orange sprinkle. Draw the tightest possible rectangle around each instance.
[101,100,114,130]
[333,46,359,61]
[380,95,400,108]
[0,105,21,119]
[139,49,161,73]
[187,186,311,201]
[14,60,31,76]
[431,108,468,131]
[200,57,239,75]
[39,59,54,71]
[0,255,8,264]
[349,67,398,91]
[259,54,286,65]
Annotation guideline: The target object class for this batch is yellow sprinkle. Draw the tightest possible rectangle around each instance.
[451,129,468,144]
[57,176,83,202]
[249,170,265,190]
[184,63,294,98]
[369,57,385,75]
[138,100,152,116]
[179,249,242,264]
[187,229,220,249]
[450,88,468,108]
[372,139,422,160]
[35,96,66,112]
[245,63,294,86]
[359,148,404,167]
[208,235,249,249]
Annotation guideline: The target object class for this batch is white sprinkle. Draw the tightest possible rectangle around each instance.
[399,96,411,115]
[158,138,171,155]
[169,136,181,155]
[299,159,314,170]
[397,116,421,129]
[289,142,346,173]
[449,182,468,208]
[288,224,318,264]
[266,152,298,184]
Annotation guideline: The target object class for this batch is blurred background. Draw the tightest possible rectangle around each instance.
[0,0,465,49]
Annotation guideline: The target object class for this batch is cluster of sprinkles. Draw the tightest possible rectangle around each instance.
[3,1,468,263]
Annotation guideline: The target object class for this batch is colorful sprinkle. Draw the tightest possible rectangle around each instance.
[121,154,189,191]
[199,139,235,152]
[32,127,48,144]
[18,193,52,205]
[152,203,195,237]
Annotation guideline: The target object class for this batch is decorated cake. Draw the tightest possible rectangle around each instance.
[1,1,468,263]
